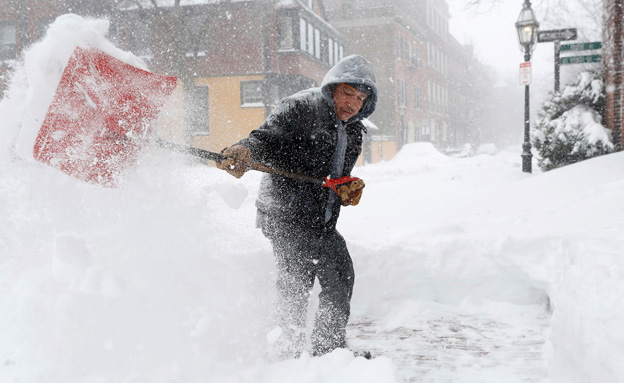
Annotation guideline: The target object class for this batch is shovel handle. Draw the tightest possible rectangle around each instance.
[157,138,323,184]
[157,139,359,193]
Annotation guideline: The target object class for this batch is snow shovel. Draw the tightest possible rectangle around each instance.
[156,139,363,198]
[33,47,178,187]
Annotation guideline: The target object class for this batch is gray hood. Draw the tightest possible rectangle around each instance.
[321,55,378,122]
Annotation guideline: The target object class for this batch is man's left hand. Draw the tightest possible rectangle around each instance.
[336,179,365,206]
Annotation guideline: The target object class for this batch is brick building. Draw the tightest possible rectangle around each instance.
[325,0,493,157]
[112,0,346,153]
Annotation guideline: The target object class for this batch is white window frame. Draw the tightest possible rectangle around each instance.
[241,80,264,106]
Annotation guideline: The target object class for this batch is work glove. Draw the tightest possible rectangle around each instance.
[216,144,251,178]
[336,179,365,206]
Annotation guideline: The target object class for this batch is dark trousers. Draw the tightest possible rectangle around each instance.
[261,218,355,358]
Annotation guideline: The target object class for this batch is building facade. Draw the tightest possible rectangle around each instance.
[1,0,494,161]
[112,0,346,153]
[325,0,492,158]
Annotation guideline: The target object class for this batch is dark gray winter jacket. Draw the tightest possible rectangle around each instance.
[239,55,377,230]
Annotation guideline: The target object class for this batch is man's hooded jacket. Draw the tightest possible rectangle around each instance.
[238,55,378,230]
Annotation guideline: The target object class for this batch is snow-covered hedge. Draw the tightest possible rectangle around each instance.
[531,70,613,171]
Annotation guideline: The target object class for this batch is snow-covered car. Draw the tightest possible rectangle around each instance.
[444,143,474,158]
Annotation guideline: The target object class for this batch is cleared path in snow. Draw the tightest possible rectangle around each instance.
[347,312,550,382]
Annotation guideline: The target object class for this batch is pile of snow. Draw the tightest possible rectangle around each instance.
[390,142,448,163]
[2,13,624,383]
[476,143,497,155]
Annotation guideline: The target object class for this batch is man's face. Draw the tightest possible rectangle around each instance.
[332,83,369,122]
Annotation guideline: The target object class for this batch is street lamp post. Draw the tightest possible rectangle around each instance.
[515,0,539,173]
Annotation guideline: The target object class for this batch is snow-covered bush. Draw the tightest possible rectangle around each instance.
[532,70,613,171]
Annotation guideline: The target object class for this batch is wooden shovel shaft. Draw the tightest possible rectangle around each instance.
[156,138,324,185]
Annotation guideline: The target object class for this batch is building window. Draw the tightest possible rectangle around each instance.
[427,80,432,110]
[414,86,422,109]
[328,39,343,64]
[397,79,407,107]
[300,18,307,51]
[307,23,314,54]
[241,80,263,106]
[278,16,294,50]
[426,42,431,65]
[0,22,17,60]
[396,35,408,61]
[189,85,209,135]
[314,28,321,59]
[410,45,421,69]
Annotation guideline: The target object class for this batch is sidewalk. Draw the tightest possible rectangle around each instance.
[348,312,550,382]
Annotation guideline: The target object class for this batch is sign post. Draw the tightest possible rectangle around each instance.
[537,28,577,92]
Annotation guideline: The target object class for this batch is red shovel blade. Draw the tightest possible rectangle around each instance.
[33,47,177,187]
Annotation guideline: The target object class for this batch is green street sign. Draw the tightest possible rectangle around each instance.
[560,42,602,52]
[560,54,602,65]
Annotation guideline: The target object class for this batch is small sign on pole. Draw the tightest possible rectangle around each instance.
[560,41,602,52]
[537,28,577,43]
[560,54,602,65]
[519,62,531,86]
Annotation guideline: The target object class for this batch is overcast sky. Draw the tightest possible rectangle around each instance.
[448,0,524,80]
[447,0,603,103]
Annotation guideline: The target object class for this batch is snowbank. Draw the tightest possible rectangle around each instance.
[344,150,624,382]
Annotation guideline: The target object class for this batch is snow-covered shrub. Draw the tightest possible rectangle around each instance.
[531,70,613,171]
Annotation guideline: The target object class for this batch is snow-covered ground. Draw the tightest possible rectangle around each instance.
[2,14,624,383]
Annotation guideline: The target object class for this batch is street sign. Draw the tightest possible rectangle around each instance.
[519,62,531,86]
[560,42,602,52]
[538,28,577,43]
[560,54,602,65]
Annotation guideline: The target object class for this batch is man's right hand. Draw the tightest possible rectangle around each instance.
[216,145,251,178]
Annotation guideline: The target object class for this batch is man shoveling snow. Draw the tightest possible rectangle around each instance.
[218,54,377,360]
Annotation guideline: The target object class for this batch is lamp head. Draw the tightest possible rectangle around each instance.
[515,0,540,52]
